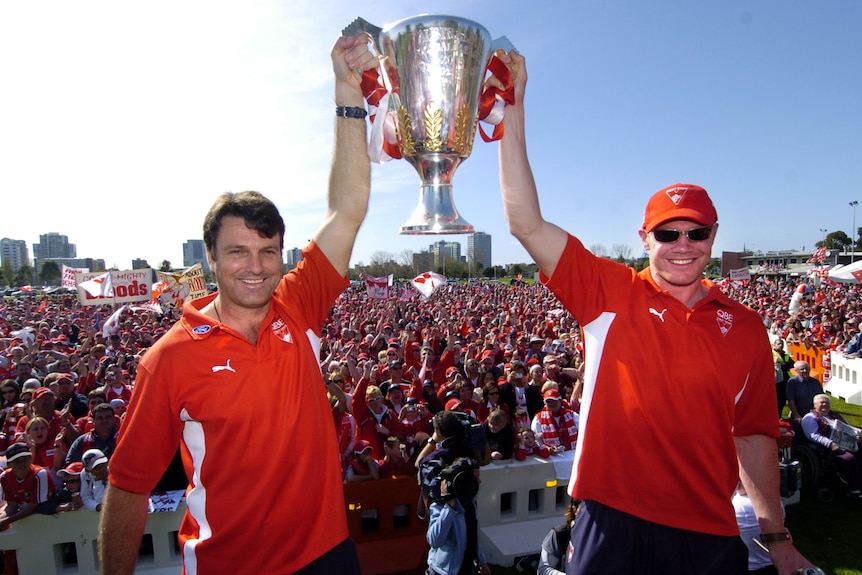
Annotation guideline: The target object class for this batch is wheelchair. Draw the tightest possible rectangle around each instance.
[791,442,849,502]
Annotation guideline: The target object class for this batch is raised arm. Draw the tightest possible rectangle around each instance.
[313,35,377,277]
[496,51,568,278]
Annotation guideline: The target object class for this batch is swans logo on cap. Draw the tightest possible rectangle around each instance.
[664,186,688,205]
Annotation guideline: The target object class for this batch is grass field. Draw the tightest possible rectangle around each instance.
[490,396,862,575]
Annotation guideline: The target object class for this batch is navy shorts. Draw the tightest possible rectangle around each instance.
[292,538,360,575]
[565,501,747,575]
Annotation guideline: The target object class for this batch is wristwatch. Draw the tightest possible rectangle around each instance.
[760,529,793,546]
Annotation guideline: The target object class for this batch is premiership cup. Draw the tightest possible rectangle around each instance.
[363,15,495,234]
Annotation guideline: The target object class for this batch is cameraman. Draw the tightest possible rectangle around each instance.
[419,411,490,575]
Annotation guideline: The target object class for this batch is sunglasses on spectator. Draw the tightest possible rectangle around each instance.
[64,478,81,484]
[652,226,714,244]
[331,379,344,384]
[2,389,16,395]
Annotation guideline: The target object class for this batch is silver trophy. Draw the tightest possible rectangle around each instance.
[345,15,510,234]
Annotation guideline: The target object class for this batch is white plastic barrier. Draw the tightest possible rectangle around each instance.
[0,501,185,575]
[477,452,574,566]
[825,351,862,406]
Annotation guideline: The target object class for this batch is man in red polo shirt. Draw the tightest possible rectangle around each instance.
[494,51,816,575]
[99,34,378,575]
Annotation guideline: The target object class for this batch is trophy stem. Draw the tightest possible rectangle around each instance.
[400,184,474,235]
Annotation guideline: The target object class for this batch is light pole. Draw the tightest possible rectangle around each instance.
[851,201,859,263]
[819,228,827,246]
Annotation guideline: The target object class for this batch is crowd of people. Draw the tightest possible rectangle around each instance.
[0,270,859,506]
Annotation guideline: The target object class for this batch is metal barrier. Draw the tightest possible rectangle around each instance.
[825,351,862,406]
[0,501,184,575]
[477,453,573,566]
[0,456,573,574]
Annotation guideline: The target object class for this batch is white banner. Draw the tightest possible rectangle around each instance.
[61,265,89,290]
[729,268,751,281]
[154,263,208,310]
[76,269,152,306]
[365,274,392,299]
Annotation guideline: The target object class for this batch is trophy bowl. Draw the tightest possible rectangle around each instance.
[379,15,493,234]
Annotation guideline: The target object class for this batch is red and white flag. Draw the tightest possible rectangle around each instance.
[365,275,392,299]
[412,271,446,299]
[101,305,128,338]
[79,272,114,297]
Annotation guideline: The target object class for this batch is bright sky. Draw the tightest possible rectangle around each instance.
[2,1,860,271]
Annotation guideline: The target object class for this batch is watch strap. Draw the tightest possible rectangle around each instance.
[760,529,792,545]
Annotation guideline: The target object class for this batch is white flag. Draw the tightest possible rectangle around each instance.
[79,272,114,297]
[101,305,128,338]
[411,271,447,299]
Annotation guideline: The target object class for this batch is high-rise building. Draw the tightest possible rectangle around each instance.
[468,232,492,270]
[0,238,29,272]
[132,259,150,270]
[182,240,210,273]
[286,247,303,270]
[429,240,461,270]
[33,233,76,272]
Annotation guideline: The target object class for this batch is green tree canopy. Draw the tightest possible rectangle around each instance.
[39,261,61,285]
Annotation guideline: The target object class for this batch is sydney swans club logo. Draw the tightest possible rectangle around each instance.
[716,309,734,337]
[664,186,689,205]
[271,318,292,343]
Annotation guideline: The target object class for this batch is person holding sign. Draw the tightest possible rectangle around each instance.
[493,50,817,574]
[99,34,377,575]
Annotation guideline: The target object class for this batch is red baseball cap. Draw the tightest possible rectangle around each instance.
[445,398,463,411]
[642,183,717,232]
[33,387,56,399]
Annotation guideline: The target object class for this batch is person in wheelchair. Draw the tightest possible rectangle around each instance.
[801,394,862,499]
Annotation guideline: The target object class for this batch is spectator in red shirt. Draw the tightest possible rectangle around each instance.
[0,443,54,530]
[378,436,414,478]
[353,362,404,459]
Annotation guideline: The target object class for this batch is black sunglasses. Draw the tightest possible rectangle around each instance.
[652,226,714,244]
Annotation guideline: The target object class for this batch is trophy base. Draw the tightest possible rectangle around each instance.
[400,184,474,235]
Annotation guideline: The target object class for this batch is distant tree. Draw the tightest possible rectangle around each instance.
[0,260,13,287]
[509,263,524,278]
[159,260,172,272]
[704,258,722,278]
[396,250,413,267]
[612,244,633,262]
[589,244,608,258]
[483,265,505,279]
[821,231,851,252]
[13,265,34,287]
[444,260,467,279]
[39,261,61,286]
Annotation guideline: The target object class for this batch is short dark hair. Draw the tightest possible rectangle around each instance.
[433,410,465,441]
[203,191,286,253]
[92,403,115,417]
